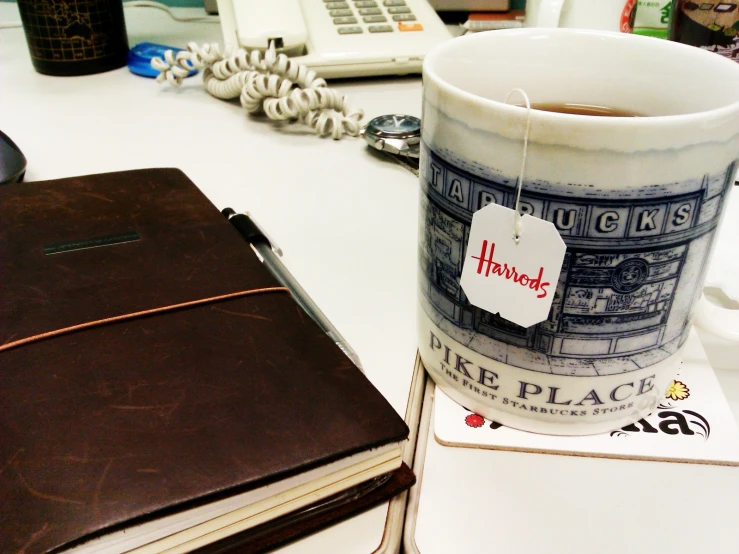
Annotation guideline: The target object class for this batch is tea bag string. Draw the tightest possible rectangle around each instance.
[504,88,532,243]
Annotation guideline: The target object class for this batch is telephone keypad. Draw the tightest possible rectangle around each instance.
[325,0,421,34]
[368,24,393,32]
[338,26,364,34]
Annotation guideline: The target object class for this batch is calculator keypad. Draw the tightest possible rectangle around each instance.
[325,0,424,34]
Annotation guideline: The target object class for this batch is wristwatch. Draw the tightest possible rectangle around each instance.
[360,114,421,176]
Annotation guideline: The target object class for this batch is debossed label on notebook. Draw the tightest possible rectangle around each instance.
[43,230,141,255]
[460,202,566,328]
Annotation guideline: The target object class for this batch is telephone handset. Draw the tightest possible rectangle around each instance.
[215,0,452,78]
[217,0,309,53]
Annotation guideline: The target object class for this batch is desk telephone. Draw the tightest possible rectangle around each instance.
[215,0,452,78]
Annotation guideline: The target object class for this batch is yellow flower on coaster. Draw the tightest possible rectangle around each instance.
[666,380,690,401]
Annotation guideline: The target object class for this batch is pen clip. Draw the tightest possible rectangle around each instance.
[244,212,283,257]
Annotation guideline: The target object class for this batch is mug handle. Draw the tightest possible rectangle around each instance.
[694,289,739,342]
[535,0,566,27]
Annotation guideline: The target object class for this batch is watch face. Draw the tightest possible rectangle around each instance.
[369,115,421,139]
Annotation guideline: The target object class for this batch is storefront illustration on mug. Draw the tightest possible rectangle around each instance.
[418,147,737,377]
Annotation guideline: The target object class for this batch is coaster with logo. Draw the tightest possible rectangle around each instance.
[433,329,739,465]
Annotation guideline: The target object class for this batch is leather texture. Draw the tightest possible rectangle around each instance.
[0,169,410,554]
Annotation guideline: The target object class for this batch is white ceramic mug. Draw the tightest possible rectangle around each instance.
[525,0,634,32]
[419,29,739,435]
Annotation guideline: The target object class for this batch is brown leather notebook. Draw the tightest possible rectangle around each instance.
[0,169,412,554]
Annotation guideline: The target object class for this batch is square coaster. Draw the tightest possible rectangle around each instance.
[434,330,739,465]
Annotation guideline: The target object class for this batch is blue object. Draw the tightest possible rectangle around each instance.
[127,42,198,79]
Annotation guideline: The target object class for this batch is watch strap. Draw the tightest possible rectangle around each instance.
[384,152,419,176]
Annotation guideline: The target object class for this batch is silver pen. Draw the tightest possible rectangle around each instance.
[222,208,364,371]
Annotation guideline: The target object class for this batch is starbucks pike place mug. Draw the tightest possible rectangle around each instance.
[418,29,739,435]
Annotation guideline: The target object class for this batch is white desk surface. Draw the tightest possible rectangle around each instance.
[407,331,739,554]
[2,5,738,554]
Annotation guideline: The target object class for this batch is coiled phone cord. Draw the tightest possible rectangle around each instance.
[151,42,364,140]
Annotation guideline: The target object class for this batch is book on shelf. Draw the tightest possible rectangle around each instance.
[0,168,413,554]
[462,10,525,32]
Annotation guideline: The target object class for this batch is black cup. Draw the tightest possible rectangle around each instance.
[17,0,129,76]
[668,0,739,62]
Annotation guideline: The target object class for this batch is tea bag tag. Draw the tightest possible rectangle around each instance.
[460,205,566,327]
[460,89,566,328]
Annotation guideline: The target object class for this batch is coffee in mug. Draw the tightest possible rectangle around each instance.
[526,103,643,117]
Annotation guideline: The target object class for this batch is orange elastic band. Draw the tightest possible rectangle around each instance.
[0,286,290,353]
